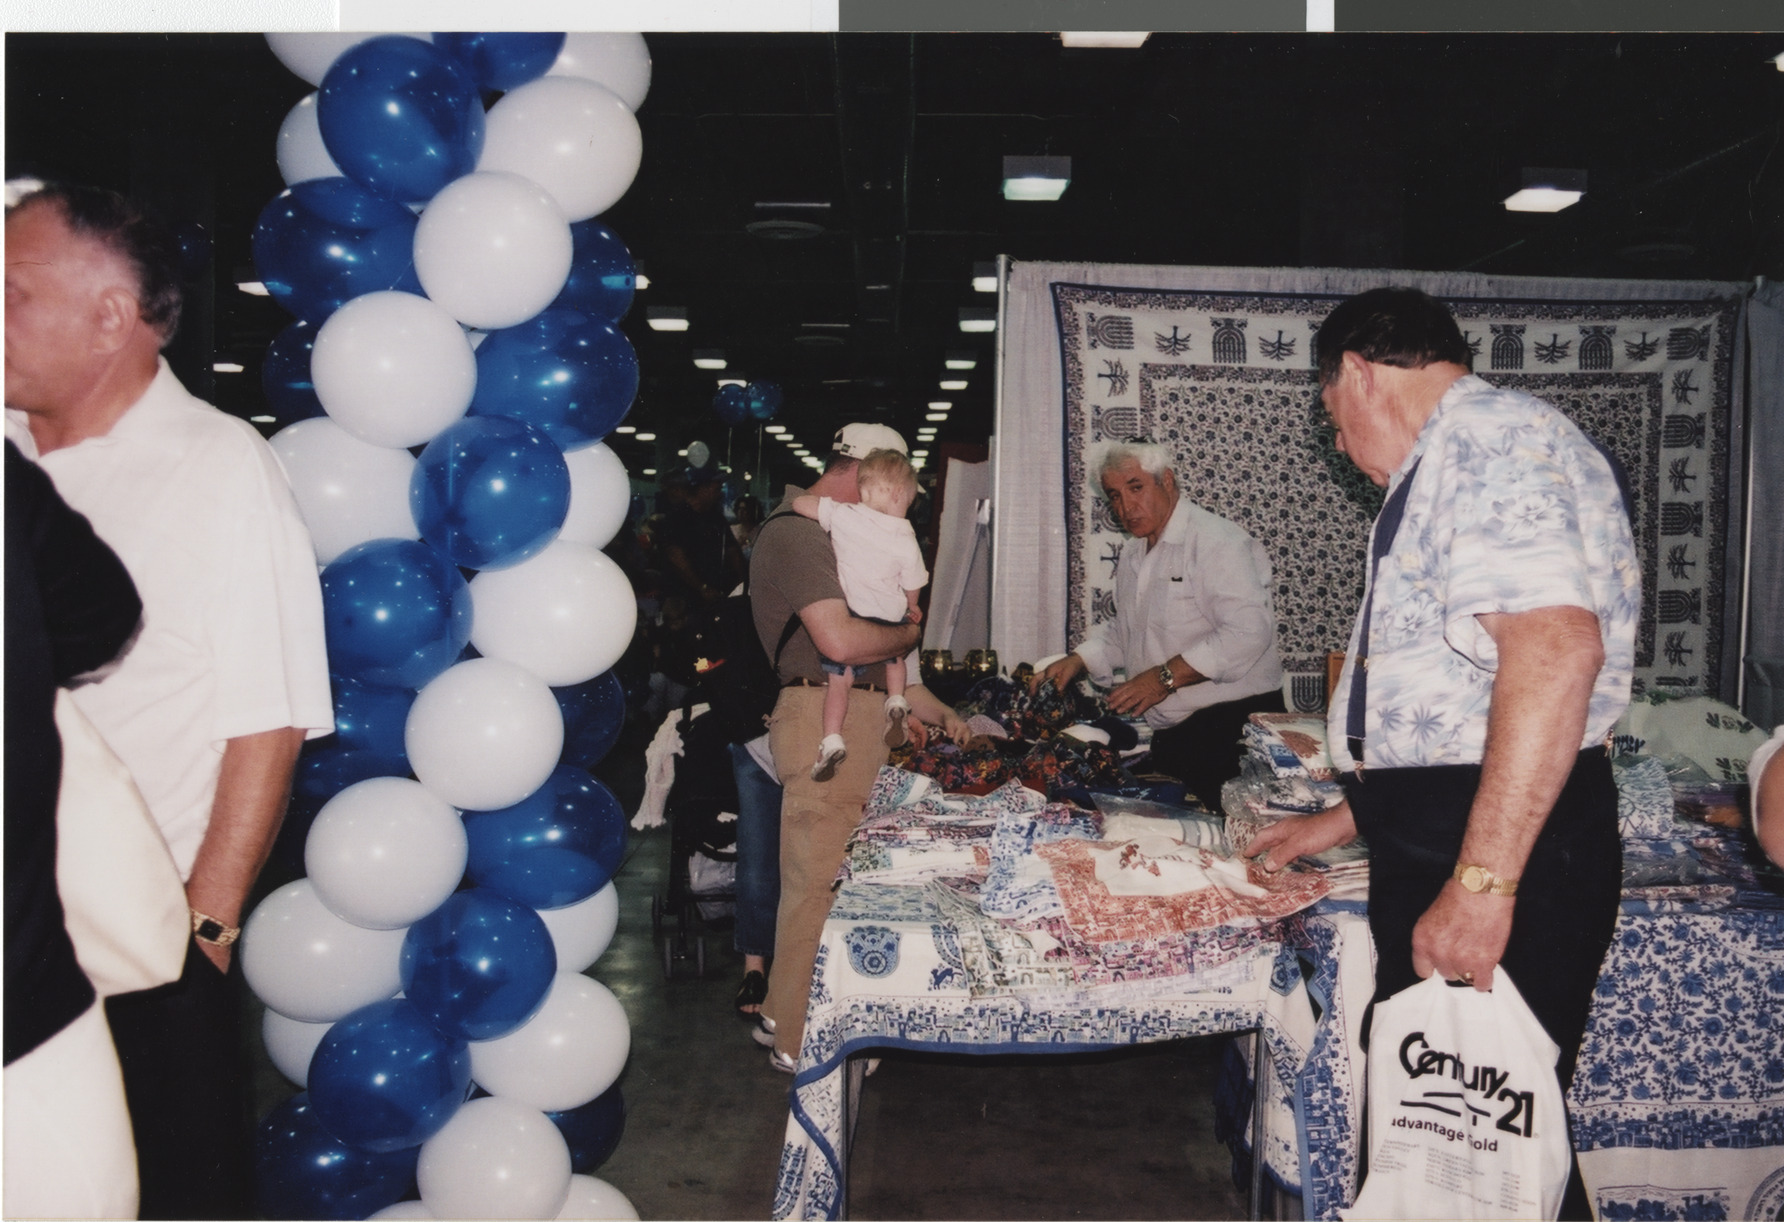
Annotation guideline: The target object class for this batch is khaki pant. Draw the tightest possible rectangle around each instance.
[762,685,893,1058]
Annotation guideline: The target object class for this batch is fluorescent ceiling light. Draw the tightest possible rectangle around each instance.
[765,425,787,434]
[717,377,746,387]
[236,281,270,296]
[959,307,997,333]
[972,261,998,293]
[249,414,276,424]
[642,468,657,476]
[912,449,929,458]
[940,379,968,391]
[693,350,727,370]
[945,352,979,370]
[926,412,949,422]
[677,448,689,457]
[1503,187,1584,213]
[793,448,810,457]
[1774,51,1784,71]
[615,426,637,434]
[1002,155,1071,201]
[1059,31,1149,48]
[645,306,688,331]
[928,401,952,411]
[633,273,650,290]
[212,361,244,373]
[636,432,657,442]
[1504,168,1586,213]
[755,200,830,210]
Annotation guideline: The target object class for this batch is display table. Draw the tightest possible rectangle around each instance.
[770,880,1375,1221]
[1568,906,1784,1219]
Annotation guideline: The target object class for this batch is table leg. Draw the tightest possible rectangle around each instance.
[1249,1027,1267,1222]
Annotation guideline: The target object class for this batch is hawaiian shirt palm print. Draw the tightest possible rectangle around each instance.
[1327,375,1641,773]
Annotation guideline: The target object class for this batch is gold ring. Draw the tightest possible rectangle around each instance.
[1459,971,1475,986]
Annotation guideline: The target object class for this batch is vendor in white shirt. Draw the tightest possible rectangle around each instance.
[1032,440,1284,806]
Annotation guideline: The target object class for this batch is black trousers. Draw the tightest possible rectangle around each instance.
[1344,747,1622,1220]
[1146,688,1287,808]
[104,939,254,1220]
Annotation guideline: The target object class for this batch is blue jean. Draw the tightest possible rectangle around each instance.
[728,742,783,959]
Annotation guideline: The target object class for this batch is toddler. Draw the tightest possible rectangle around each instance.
[793,448,928,780]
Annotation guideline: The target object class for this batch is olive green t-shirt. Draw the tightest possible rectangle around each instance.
[749,485,843,685]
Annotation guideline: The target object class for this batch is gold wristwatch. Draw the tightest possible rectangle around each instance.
[191,908,241,947]
[1157,663,1178,691]
[1452,863,1518,896]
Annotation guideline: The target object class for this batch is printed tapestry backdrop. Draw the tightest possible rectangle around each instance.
[991,264,1748,709]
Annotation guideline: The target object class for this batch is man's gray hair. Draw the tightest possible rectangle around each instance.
[1094,440,1176,485]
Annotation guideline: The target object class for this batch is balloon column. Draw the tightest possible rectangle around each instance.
[249,31,649,1221]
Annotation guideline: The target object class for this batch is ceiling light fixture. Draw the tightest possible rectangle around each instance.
[634,273,651,290]
[1503,168,1587,213]
[928,401,952,411]
[693,349,727,370]
[718,377,747,387]
[212,361,244,373]
[642,468,657,476]
[1002,155,1071,201]
[1774,51,1784,71]
[754,200,831,210]
[959,307,997,333]
[645,306,688,332]
[1059,31,1149,48]
[236,281,270,296]
[636,432,657,442]
[677,448,689,457]
[972,261,998,293]
[940,379,968,391]
[249,414,276,424]
[765,425,787,434]
[945,351,979,370]
[615,426,637,434]
[925,413,948,422]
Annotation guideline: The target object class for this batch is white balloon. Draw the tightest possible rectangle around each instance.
[368,1201,436,1220]
[311,292,477,449]
[545,33,651,112]
[406,659,564,811]
[241,880,405,1023]
[556,1176,639,1221]
[306,778,469,930]
[559,443,632,549]
[413,173,573,331]
[478,78,642,224]
[265,32,432,88]
[262,1010,333,1089]
[270,417,419,564]
[536,883,620,974]
[418,1097,572,1221]
[468,974,630,1112]
[469,543,637,687]
[275,94,341,187]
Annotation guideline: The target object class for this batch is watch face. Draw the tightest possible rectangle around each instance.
[1460,866,1487,892]
[196,918,226,942]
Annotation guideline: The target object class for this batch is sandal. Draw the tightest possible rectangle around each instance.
[734,969,768,1019]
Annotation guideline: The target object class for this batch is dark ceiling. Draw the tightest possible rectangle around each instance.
[7,32,1782,489]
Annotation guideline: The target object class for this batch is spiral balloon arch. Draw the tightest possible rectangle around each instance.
[244,31,649,1221]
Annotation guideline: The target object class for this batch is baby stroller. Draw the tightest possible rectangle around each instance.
[650,706,739,978]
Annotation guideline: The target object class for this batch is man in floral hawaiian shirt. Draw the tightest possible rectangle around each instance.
[1247,287,1639,1218]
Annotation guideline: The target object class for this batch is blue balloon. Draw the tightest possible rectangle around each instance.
[468,312,639,449]
[462,766,627,909]
[712,382,750,427]
[434,32,566,91]
[320,539,473,689]
[251,189,421,324]
[554,670,626,770]
[278,741,406,872]
[411,417,571,571]
[547,1084,626,1174]
[331,676,416,770]
[308,1000,472,1154]
[289,176,419,229]
[401,889,557,1041]
[549,220,635,322]
[262,320,327,427]
[745,381,783,422]
[318,36,484,203]
[255,1092,419,1220]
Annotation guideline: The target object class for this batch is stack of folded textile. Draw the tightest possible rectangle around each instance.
[1224,713,1367,903]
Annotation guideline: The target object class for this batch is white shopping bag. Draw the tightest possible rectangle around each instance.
[1345,970,1571,1220]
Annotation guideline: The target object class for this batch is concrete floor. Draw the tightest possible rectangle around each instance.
[250,735,1253,1220]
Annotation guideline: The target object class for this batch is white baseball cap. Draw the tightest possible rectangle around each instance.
[831,422,908,459]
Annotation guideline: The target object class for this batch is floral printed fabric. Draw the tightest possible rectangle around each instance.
[1328,375,1642,773]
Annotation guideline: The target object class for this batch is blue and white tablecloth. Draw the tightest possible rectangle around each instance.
[770,881,1375,1220]
[1569,908,1784,1220]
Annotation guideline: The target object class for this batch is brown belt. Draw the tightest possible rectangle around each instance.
[786,677,887,694]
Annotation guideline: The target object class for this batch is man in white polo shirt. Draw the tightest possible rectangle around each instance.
[5,182,333,1218]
